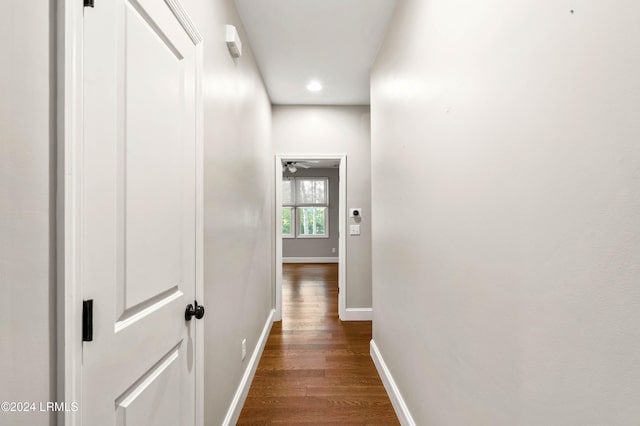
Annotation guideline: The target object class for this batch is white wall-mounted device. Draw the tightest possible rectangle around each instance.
[350,208,362,218]
[225,25,242,58]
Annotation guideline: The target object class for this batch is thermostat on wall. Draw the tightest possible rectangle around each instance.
[225,25,242,58]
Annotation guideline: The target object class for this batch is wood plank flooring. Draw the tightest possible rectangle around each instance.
[237,263,399,425]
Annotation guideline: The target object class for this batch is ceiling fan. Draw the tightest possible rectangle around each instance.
[282,160,318,173]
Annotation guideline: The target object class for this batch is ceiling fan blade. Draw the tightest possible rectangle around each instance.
[296,163,311,168]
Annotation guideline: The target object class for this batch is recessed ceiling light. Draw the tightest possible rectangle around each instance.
[306,81,323,92]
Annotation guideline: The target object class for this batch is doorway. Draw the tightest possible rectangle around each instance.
[274,155,347,321]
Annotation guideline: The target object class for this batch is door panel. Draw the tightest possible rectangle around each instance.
[115,345,182,426]
[121,0,188,314]
[82,0,199,424]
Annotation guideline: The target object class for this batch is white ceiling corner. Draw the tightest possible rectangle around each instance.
[234,0,397,105]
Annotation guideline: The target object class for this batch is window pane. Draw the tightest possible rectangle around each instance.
[282,207,293,236]
[282,179,294,205]
[297,207,327,236]
[295,178,327,205]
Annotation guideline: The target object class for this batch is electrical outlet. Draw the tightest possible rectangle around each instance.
[241,339,247,361]
[350,225,360,236]
[332,247,336,253]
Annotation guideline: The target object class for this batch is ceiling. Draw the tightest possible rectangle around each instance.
[234,0,397,105]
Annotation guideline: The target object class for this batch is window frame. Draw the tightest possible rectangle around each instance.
[296,206,329,239]
[281,206,295,238]
[281,178,296,238]
[294,177,329,239]
[281,176,330,239]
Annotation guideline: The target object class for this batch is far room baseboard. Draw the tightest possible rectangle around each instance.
[370,339,416,426]
[283,257,339,263]
[222,309,275,426]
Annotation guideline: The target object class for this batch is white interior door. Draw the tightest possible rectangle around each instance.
[82,0,201,424]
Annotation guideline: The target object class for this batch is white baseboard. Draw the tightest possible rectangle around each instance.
[341,307,373,321]
[223,309,275,426]
[370,340,416,426]
[283,257,339,263]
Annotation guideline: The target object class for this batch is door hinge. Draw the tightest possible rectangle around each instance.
[84,0,95,7]
[82,299,94,342]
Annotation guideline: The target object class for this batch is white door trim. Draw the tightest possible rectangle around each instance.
[57,2,84,425]
[56,2,204,424]
[274,154,347,321]
[193,33,205,426]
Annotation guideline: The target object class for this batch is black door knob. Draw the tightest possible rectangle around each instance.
[194,302,205,319]
[185,300,205,321]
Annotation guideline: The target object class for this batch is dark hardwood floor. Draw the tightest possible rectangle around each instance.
[237,263,399,425]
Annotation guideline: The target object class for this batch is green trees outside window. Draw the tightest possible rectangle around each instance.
[282,207,293,236]
[298,207,326,236]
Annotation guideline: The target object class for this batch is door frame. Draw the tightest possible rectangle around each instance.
[274,154,347,321]
[56,2,204,425]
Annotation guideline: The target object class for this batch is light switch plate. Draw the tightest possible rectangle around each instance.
[350,225,360,236]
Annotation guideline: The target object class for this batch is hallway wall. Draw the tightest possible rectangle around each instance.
[181,0,273,423]
[273,106,372,309]
[0,1,56,425]
[371,0,640,424]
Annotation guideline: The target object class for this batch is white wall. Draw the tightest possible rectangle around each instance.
[181,0,273,423]
[273,106,372,308]
[371,0,640,424]
[283,167,339,258]
[0,1,56,425]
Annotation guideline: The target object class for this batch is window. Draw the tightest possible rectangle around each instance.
[297,207,327,237]
[282,177,329,238]
[295,178,327,206]
[282,178,295,206]
[282,179,295,238]
[282,207,294,237]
